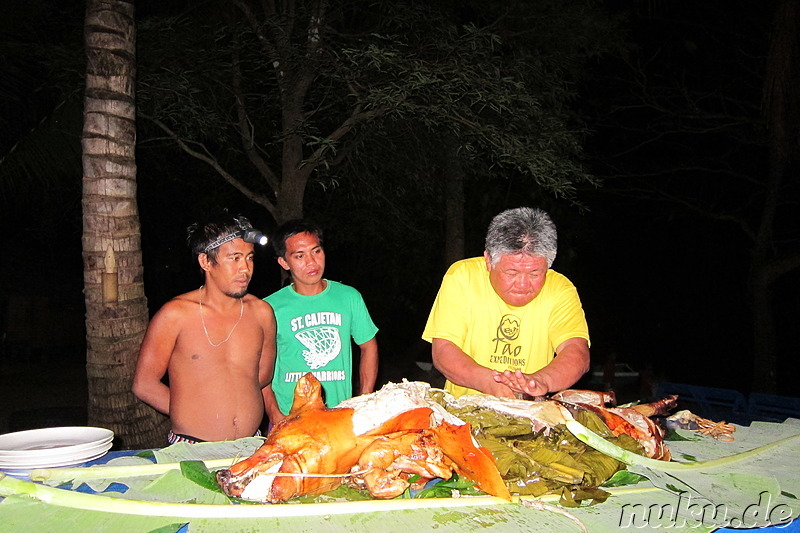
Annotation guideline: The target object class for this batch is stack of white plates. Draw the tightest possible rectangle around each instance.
[0,426,114,470]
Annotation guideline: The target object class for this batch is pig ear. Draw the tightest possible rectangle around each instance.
[433,421,512,501]
[289,373,326,414]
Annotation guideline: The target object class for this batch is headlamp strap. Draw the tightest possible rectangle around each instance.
[203,230,243,253]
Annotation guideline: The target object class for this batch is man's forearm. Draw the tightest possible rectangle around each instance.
[262,384,286,427]
[358,339,379,395]
[499,338,589,396]
[534,338,590,391]
[133,381,171,415]
[431,338,513,397]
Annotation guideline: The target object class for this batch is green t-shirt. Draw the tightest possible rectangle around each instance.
[265,280,378,414]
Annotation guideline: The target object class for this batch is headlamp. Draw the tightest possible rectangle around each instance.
[204,227,269,253]
[243,229,269,246]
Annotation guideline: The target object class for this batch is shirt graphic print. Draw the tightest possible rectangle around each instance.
[291,311,343,369]
[489,313,528,368]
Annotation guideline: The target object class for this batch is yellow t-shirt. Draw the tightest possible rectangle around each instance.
[422,257,589,398]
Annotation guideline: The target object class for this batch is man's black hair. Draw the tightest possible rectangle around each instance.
[186,210,254,264]
[271,219,324,258]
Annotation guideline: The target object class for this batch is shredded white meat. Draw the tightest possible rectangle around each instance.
[337,380,575,436]
[337,380,464,435]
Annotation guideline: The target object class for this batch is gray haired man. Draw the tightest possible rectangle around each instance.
[422,207,590,398]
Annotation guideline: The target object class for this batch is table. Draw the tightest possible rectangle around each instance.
[2,421,800,532]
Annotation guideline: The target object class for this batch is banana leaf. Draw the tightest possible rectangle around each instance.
[2,392,799,532]
[6,420,799,532]
[566,418,800,529]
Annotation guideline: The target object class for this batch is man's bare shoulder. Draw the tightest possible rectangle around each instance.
[243,294,274,317]
[152,290,201,321]
[242,293,269,306]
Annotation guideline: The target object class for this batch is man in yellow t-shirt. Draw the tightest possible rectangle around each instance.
[422,207,590,399]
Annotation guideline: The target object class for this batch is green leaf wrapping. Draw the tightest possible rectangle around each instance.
[179,461,225,494]
[454,402,638,497]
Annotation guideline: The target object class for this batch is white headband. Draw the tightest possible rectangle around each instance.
[203,230,244,253]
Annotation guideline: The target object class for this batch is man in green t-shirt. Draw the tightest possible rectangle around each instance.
[262,219,379,429]
[422,207,590,399]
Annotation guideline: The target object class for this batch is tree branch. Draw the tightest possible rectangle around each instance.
[305,102,390,167]
[140,114,277,217]
[232,0,278,58]
[231,49,281,192]
[761,251,800,285]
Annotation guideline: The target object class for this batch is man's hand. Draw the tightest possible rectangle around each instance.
[492,369,549,397]
[262,384,286,433]
[480,374,518,398]
[266,409,287,431]
[433,339,515,397]
[491,338,590,398]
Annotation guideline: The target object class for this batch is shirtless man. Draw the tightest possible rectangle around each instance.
[133,213,277,444]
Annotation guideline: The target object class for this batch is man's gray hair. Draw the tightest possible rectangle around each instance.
[485,207,558,267]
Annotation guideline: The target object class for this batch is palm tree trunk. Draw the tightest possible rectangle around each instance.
[82,0,168,448]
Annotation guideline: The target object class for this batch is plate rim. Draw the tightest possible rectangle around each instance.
[0,444,112,470]
[0,426,114,455]
[0,439,114,463]
[0,435,113,457]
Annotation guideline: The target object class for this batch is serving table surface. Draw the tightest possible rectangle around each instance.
[1,418,800,533]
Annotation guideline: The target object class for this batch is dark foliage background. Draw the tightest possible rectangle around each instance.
[1,0,798,434]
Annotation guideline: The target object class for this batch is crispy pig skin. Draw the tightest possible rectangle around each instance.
[551,393,674,460]
[216,373,512,503]
[217,373,436,503]
[217,373,363,502]
[355,431,452,499]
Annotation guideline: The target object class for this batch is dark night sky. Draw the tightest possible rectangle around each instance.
[1,0,798,426]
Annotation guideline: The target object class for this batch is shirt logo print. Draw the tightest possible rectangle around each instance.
[294,326,342,369]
